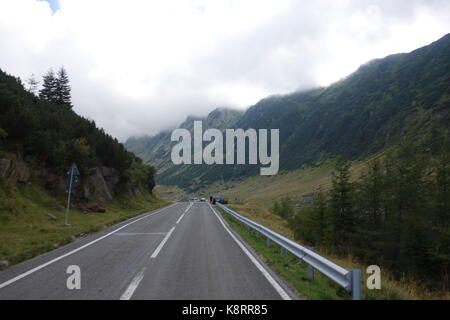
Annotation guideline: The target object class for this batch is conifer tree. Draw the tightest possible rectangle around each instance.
[329,157,354,252]
[26,74,39,95]
[39,69,57,102]
[55,67,72,109]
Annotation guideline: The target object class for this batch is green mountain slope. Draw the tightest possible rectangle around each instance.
[125,107,244,187]
[127,34,450,191]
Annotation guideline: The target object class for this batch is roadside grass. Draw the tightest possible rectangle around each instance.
[0,181,170,271]
[215,206,349,300]
[221,204,438,300]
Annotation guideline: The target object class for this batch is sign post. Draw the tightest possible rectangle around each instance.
[63,163,80,227]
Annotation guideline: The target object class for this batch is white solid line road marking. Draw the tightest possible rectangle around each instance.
[208,204,292,300]
[115,232,167,236]
[176,213,185,224]
[150,227,175,258]
[0,204,177,290]
[119,267,146,300]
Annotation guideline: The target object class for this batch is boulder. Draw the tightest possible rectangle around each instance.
[86,202,106,213]
[0,260,9,268]
[72,203,89,213]
[47,213,57,221]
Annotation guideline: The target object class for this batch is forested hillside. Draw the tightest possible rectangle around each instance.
[0,67,156,203]
[126,33,450,191]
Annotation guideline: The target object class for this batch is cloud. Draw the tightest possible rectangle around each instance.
[0,0,449,141]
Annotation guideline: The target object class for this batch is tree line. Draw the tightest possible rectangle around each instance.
[26,67,72,109]
[0,67,155,192]
[271,138,450,292]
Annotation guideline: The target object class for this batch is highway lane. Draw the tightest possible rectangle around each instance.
[0,202,297,300]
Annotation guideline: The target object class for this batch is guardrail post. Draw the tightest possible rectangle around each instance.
[265,238,271,247]
[307,247,315,280]
[350,269,362,300]
[279,234,287,254]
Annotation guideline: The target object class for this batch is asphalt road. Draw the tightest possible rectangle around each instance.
[0,202,297,300]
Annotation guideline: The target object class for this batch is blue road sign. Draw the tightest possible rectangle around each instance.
[65,163,80,194]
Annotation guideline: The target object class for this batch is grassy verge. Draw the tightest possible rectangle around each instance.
[0,181,170,271]
[215,206,350,300]
[218,204,434,300]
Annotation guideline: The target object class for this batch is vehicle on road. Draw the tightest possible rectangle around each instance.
[213,197,228,205]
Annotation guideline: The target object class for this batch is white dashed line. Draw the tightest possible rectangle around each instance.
[119,267,146,300]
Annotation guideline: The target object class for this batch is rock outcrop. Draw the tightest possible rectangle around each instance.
[0,155,154,209]
[1,158,31,183]
[84,167,114,202]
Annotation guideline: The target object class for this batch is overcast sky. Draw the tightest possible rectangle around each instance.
[1,0,449,141]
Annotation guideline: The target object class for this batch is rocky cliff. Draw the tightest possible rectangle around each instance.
[0,155,154,210]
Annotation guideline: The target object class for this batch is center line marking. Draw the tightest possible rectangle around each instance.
[119,267,146,300]
[176,213,185,224]
[150,227,175,258]
[0,203,176,290]
[184,202,193,213]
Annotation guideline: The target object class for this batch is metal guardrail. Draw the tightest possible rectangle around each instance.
[217,203,362,300]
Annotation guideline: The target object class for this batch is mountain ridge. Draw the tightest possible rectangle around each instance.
[125,33,450,191]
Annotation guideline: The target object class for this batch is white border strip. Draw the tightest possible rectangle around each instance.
[209,204,292,300]
[0,204,176,290]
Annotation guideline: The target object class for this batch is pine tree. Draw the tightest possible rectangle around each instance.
[55,67,72,109]
[329,157,354,252]
[310,190,329,246]
[26,74,39,95]
[39,69,57,102]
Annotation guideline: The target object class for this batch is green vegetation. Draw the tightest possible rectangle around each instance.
[217,205,434,300]
[0,180,170,270]
[220,202,443,299]
[0,66,164,268]
[292,138,450,293]
[270,196,294,220]
[216,206,348,300]
[0,67,153,181]
[39,67,72,109]
[129,34,450,191]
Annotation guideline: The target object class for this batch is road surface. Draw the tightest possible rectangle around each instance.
[0,202,297,300]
